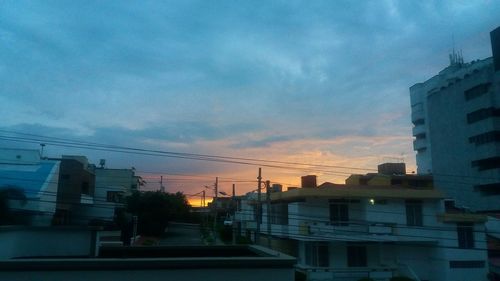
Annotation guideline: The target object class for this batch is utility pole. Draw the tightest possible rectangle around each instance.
[266,180,271,249]
[132,215,138,245]
[160,176,165,192]
[256,168,262,244]
[202,190,205,207]
[213,177,218,243]
[232,183,236,245]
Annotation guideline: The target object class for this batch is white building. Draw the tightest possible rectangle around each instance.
[82,167,139,224]
[409,26,500,212]
[235,171,489,281]
[0,148,60,226]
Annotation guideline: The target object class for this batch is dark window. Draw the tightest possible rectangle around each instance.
[449,260,485,268]
[469,131,500,145]
[467,107,500,124]
[330,201,348,226]
[305,242,329,267]
[464,83,491,100]
[471,156,500,171]
[107,191,123,203]
[347,245,367,267]
[408,180,426,187]
[270,203,288,225]
[412,119,425,126]
[406,200,423,226]
[457,223,474,249]
[81,182,90,195]
[475,183,500,195]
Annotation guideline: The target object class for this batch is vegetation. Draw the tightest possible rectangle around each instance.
[0,186,28,225]
[125,191,191,236]
[358,278,375,281]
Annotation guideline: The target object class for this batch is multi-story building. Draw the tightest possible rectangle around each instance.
[0,148,60,226]
[409,26,500,212]
[235,164,490,281]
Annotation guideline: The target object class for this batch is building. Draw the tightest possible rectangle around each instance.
[81,166,140,225]
[0,148,60,226]
[235,164,490,281]
[52,155,96,225]
[409,26,500,212]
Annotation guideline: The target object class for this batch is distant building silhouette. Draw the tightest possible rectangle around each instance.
[409,26,500,212]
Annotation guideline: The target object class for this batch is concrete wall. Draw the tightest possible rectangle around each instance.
[0,268,294,281]
[0,226,97,259]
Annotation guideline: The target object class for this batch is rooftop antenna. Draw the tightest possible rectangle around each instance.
[449,33,464,66]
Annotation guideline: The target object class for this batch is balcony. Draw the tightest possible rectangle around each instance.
[412,125,426,137]
[413,139,427,151]
[295,221,397,242]
[411,109,424,123]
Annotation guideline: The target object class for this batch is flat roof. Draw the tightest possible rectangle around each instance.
[270,184,444,202]
[0,245,295,271]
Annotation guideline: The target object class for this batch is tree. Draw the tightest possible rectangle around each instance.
[125,191,190,236]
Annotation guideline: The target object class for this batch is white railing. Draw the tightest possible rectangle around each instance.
[295,221,395,238]
[298,265,396,281]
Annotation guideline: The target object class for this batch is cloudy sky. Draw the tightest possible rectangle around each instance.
[1,1,499,203]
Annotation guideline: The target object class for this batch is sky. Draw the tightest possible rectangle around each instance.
[1,1,499,205]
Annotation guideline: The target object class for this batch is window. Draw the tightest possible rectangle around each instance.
[457,223,474,249]
[107,191,123,203]
[449,260,485,268]
[464,83,491,100]
[330,200,348,226]
[305,242,329,267]
[469,131,500,145]
[467,107,500,124]
[81,182,90,195]
[405,200,423,226]
[347,245,367,267]
[270,203,288,225]
[471,156,500,171]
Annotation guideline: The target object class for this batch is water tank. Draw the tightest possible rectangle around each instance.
[301,175,317,188]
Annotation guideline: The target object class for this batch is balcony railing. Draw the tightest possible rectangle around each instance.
[297,265,396,281]
[293,221,396,240]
